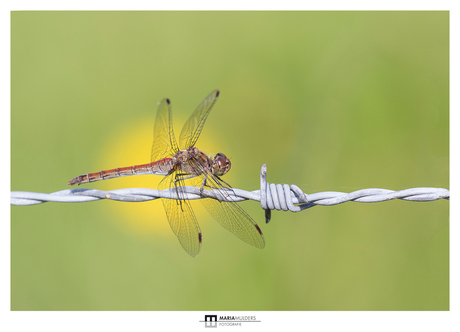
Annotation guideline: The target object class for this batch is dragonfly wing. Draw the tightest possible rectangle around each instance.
[158,170,202,257]
[179,90,220,149]
[151,97,180,162]
[200,196,265,249]
[188,160,265,249]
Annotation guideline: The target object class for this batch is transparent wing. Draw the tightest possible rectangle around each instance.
[179,90,220,149]
[188,159,265,249]
[158,168,202,257]
[151,98,180,162]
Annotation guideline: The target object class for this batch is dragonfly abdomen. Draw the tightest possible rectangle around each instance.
[68,158,174,186]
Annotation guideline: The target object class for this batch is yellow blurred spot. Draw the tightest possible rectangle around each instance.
[96,114,222,238]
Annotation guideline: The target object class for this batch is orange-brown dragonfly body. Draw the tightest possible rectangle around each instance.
[68,156,174,185]
[68,90,265,257]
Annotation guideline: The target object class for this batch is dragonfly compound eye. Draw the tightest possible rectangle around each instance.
[213,153,231,176]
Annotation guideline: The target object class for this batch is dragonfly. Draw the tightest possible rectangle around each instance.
[68,90,265,257]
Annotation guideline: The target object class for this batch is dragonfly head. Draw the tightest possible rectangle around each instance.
[212,153,231,176]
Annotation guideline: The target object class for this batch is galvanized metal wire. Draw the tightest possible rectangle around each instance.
[11,164,449,223]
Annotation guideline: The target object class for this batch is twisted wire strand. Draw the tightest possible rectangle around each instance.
[11,164,449,223]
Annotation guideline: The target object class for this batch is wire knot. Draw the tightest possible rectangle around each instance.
[260,164,314,223]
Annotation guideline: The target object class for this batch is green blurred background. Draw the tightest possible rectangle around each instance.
[11,11,448,310]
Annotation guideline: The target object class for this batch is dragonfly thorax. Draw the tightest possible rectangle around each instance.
[212,153,231,176]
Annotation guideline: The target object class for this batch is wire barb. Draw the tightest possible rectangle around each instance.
[11,164,449,223]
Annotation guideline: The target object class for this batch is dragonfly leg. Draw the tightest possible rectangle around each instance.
[213,175,237,198]
[198,174,232,191]
[214,175,233,189]
[173,172,201,211]
[198,174,230,199]
[199,173,209,195]
[174,172,199,186]
[199,173,223,198]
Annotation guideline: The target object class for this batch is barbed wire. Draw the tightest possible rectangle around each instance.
[11,164,449,223]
